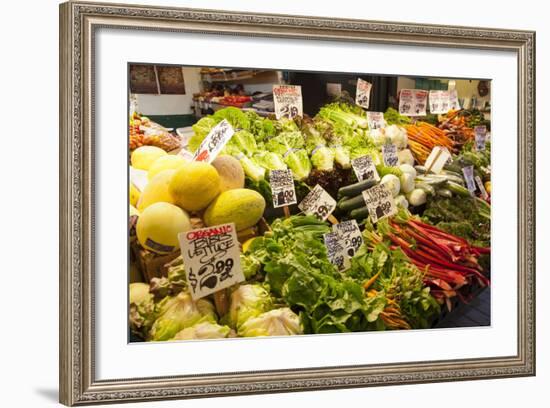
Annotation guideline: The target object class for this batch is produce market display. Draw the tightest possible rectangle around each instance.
[128,68,491,342]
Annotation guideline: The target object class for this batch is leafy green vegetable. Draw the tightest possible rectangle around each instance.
[238,308,303,337]
[265,131,312,180]
[189,117,217,152]
[384,107,412,126]
[129,283,156,338]
[253,151,287,171]
[227,284,273,330]
[422,196,491,247]
[149,292,217,341]
[245,215,389,334]
[172,322,231,340]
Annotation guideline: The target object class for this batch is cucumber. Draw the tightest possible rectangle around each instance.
[350,206,370,220]
[437,188,453,198]
[338,194,367,212]
[447,181,471,197]
[414,165,428,174]
[337,178,377,198]
[444,162,463,173]
[415,182,436,196]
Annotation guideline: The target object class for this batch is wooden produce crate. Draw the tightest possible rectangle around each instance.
[130,240,181,282]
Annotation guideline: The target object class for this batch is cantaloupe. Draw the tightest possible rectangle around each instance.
[204,189,265,231]
[169,162,221,212]
[131,146,167,171]
[136,202,191,254]
[211,155,245,192]
[137,169,176,211]
[148,155,187,180]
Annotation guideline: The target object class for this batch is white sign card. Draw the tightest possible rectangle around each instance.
[269,169,297,208]
[424,146,452,174]
[475,125,487,151]
[462,165,477,196]
[355,78,372,109]
[399,89,428,116]
[475,176,489,200]
[429,90,451,114]
[333,220,363,258]
[273,85,303,119]
[351,155,380,182]
[366,111,386,130]
[192,119,235,163]
[382,144,399,167]
[298,184,337,221]
[323,231,351,272]
[449,89,461,110]
[178,223,245,300]
[362,184,398,223]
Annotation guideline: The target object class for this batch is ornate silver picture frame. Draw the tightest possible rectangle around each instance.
[59,1,535,405]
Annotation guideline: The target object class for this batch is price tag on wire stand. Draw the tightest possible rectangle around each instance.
[333,220,363,258]
[355,78,372,109]
[351,155,380,182]
[192,119,235,163]
[273,85,303,120]
[399,89,428,116]
[366,111,386,130]
[323,231,351,272]
[474,125,487,151]
[424,146,452,174]
[475,176,489,200]
[382,144,399,167]
[462,165,477,196]
[362,184,398,223]
[298,184,337,221]
[269,169,297,208]
[179,223,244,300]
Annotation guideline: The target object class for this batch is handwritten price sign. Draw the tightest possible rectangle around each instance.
[333,220,363,258]
[323,231,351,271]
[351,155,380,182]
[382,144,399,167]
[192,119,235,163]
[366,111,386,130]
[362,184,397,223]
[298,184,336,221]
[429,90,451,114]
[273,85,303,120]
[179,223,244,300]
[399,89,428,116]
[355,78,372,109]
[269,169,297,208]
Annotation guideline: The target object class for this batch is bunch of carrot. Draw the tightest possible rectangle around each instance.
[404,121,455,164]
[438,110,475,148]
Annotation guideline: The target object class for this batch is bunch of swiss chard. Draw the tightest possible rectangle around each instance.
[363,209,490,310]
[348,244,440,330]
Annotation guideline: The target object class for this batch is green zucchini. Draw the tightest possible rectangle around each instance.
[350,206,370,220]
[338,194,367,212]
[337,178,377,198]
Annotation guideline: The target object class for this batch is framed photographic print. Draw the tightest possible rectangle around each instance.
[59,1,535,405]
